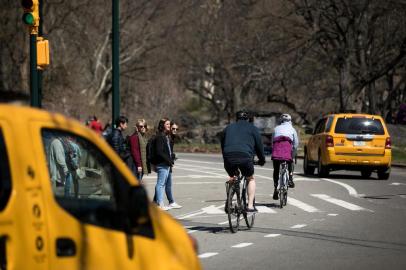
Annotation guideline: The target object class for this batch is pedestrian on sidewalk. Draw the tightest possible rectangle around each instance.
[128,119,149,183]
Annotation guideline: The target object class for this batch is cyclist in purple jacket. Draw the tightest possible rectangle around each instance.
[271,114,299,200]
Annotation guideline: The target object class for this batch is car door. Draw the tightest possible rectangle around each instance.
[308,118,327,161]
[32,124,142,269]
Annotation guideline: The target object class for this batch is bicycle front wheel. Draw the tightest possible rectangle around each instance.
[227,184,241,233]
[242,184,255,228]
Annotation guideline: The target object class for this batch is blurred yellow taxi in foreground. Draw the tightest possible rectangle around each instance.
[0,104,201,270]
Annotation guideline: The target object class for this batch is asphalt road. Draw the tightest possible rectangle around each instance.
[143,153,406,270]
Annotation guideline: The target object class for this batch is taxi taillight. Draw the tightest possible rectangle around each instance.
[385,137,391,149]
[326,135,334,147]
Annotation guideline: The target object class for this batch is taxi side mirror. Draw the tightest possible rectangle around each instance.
[127,186,150,230]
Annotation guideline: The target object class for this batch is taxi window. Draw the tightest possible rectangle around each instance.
[42,129,130,230]
[0,129,12,211]
[334,118,385,135]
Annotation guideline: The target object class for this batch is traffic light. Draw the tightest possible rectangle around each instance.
[21,0,39,34]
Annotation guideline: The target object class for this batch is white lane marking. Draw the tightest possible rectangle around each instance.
[328,213,339,216]
[232,243,253,248]
[312,194,373,212]
[321,178,362,197]
[176,204,224,220]
[390,182,406,186]
[178,158,275,171]
[218,216,244,225]
[288,197,320,213]
[255,206,277,213]
[264,234,281,238]
[198,252,218,258]
[177,167,226,177]
[203,205,225,214]
[295,177,320,182]
[187,230,198,234]
[291,224,307,229]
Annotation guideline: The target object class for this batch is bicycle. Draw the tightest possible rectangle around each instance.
[225,164,258,233]
[278,161,289,208]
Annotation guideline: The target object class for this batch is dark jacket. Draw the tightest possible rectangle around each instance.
[221,120,266,163]
[154,133,173,167]
[110,128,131,161]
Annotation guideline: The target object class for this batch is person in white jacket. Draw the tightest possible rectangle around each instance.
[271,114,299,199]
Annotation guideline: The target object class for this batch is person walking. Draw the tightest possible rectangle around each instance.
[89,116,103,135]
[109,116,135,173]
[152,118,175,211]
[165,122,182,209]
[128,119,149,183]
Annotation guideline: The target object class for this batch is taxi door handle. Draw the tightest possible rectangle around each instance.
[56,237,76,257]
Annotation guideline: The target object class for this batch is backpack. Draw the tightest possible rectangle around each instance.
[146,135,157,172]
[60,138,79,171]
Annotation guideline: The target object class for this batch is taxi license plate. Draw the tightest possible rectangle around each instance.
[353,141,366,146]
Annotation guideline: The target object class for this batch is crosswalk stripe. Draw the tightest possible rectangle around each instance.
[311,194,373,212]
[255,206,277,213]
[288,197,320,212]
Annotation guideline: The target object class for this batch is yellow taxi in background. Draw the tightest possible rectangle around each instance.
[0,104,201,270]
[303,113,391,179]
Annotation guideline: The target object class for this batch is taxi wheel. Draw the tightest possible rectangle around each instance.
[317,153,329,177]
[377,168,390,180]
[361,170,372,179]
[303,151,315,175]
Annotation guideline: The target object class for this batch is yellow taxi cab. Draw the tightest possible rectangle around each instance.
[0,104,201,270]
[303,113,391,179]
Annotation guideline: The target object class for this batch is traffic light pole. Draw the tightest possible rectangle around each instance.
[30,33,39,107]
[112,0,120,126]
[37,0,43,108]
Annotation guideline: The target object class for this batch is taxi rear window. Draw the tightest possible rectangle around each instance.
[334,118,385,135]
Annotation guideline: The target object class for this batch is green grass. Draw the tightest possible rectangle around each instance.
[392,146,406,164]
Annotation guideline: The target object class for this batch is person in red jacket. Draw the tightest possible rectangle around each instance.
[128,119,149,183]
[89,116,103,135]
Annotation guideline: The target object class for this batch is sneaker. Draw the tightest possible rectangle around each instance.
[168,202,182,209]
[159,205,170,211]
[273,190,279,200]
[288,180,295,188]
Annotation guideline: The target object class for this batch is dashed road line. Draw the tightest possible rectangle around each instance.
[232,243,253,248]
[312,194,373,212]
[264,234,281,238]
[328,213,339,216]
[291,224,307,229]
[198,252,218,258]
[288,197,321,213]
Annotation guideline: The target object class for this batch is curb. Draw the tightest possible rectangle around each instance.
[295,155,406,169]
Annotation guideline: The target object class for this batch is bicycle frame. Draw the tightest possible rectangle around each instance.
[278,161,289,208]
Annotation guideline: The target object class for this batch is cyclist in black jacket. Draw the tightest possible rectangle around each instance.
[221,110,266,212]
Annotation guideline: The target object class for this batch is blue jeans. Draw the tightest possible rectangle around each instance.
[165,171,174,204]
[154,165,171,205]
[64,172,73,197]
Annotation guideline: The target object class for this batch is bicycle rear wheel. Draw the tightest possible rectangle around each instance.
[242,181,255,228]
[227,183,241,233]
[283,171,289,206]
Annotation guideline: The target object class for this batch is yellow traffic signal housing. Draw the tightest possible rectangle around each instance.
[21,0,39,34]
[37,37,50,69]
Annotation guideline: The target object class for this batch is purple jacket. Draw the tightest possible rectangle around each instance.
[271,136,293,161]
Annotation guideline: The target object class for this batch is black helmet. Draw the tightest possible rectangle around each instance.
[236,110,250,121]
